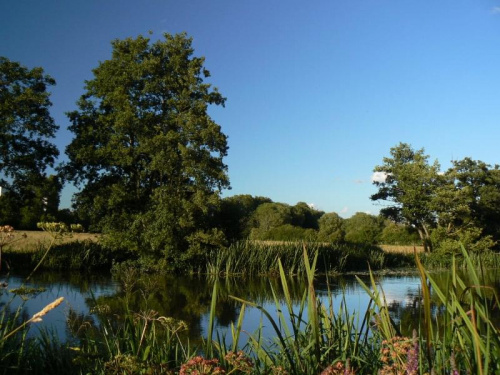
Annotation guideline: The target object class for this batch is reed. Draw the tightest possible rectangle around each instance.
[206,240,397,276]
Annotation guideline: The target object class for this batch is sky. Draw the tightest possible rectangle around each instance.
[2,0,500,217]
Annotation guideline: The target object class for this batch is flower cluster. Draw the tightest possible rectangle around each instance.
[0,225,14,234]
[179,356,225,375]
[37,222,69,233]
[268,365,288,375]
[405,330,419,375]
[224,351,254,374]
[70,223,84,233]
[379,335,414,375]
[320,359,355,375]
[0,225,15,245]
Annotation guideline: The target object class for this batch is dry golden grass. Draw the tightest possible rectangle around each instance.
[379,244,424,254]
[250,240,425,254]
[4,230,100,253]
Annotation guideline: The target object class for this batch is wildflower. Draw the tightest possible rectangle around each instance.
[104,354,140,374]
[269,365,288,375]
[224,351,254,373]
[450,351,459,375]
[321,360,355,375]
[179,356,225,375]
[406,330,419,375]
[379,335,412,374]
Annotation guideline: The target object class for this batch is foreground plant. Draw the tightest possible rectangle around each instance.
[1,297,64,342]
[0,225,66,374]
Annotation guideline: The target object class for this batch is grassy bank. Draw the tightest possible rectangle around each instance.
[1,230,121,272]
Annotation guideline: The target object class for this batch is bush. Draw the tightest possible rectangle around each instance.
[30,240,123,271]
[250,224,317,241]
[379,222,420,245]
[431,225,496,254]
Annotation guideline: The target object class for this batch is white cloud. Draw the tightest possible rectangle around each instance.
[340,206,349,214]
[353,179,364,184]
[371,171,388,183]
[308,203,316,209]
[491,7,500,14]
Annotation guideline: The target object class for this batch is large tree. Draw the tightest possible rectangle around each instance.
[0,57,60,228]
[431,158,500,251]
[371,143,441,252]
[63,33,229,268]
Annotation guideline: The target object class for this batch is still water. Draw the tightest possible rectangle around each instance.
[1,269,498,343]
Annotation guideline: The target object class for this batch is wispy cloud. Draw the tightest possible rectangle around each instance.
[340,206,349,214]
[353,179,364,184]
[491,7,500,14]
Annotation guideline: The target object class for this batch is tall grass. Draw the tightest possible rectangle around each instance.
[213,245,500,374]
[206,240,404,275]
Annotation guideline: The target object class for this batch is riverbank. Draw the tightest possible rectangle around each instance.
[4,232,499,274]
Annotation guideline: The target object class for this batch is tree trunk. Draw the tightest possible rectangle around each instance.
[417,226,432,253]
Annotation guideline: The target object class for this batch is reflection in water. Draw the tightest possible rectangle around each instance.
[1,269,499,343]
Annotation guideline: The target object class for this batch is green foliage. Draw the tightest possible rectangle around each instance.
[29,241,119,271]
[379,221,420,245]
[249,202,293,237]
[343,212,384,245]
[317,212,344,243]
[371,143,441,251]
[373,144,500,253]
[62,33,229,267]
[0,57,61,229]
[0,57,59,183]
[254,224,317,241]
[449,158,500,245]
[218,194,272,241]
[431,225,496,254]
[290,202,323,229]
[248,202,324,241]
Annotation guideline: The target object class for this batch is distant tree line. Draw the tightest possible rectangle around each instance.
[217,195,420,246]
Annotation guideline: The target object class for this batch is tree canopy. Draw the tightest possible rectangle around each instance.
[0,57,60,228]
[373,143,499,253]
[371,143,441,251]
[63,33,229,268]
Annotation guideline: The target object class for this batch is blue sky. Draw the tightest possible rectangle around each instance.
[2,0,500,217]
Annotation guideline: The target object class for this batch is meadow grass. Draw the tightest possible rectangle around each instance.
[3,230,99,253]
[378,244,424,254]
